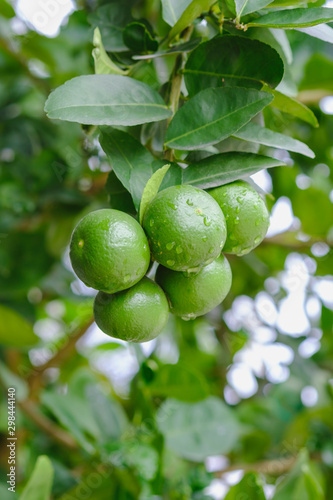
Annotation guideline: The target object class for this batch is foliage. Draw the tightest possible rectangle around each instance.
[0,0,333,499]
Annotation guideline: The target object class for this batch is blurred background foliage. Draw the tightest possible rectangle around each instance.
[0,0,333,499]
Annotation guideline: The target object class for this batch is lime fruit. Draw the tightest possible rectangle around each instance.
[209,181,270,255]
[142,185,227,272]
[155,254,232,320]
[93,277,169,342]
[70,209,150,293]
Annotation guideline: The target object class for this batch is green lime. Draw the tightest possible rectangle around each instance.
[93,277,169,342]
[70,209,150,293]
[142,185,227,272]
[155,254,232,320]
[209,181,270,255]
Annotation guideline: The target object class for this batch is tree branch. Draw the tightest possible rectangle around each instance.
[28,317,94,394]
[19,399,78,450]
[216,455,297,476]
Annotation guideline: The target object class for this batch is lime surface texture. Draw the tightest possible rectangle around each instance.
[156,254,232,320]
[70,209,150,293]
[143,185,227,272]
[93,277,169,342]
[209,181,270,255]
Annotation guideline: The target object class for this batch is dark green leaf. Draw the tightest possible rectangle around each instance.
[300,54,333,92]
[149,363,209,401]
[123,22,158,53]
[161,0,193,26]
[45,75,172,126]
[157,397,240,461]
[169,0,216,39]
[0,304,38,347]
[20,456,54,500]
[184,36,284,96]
[248,7,333,29]
[106,171,136,213]
[234,122,315,158]
[164,87,273,150]
[224,472,266,500]
[99,128,155,210]
[139,164,170,224]
[238,0,273,17]
[132,38,201,60]
[183,152,285,189]
[262,85,319,127]
[88,3,133,52]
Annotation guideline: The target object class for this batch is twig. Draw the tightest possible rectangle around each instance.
[164,25,194,162]
[19,399,78,450]
[28,317,94,393]
[216,455,297,476]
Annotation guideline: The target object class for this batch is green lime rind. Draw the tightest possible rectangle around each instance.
[155,254,232,320]
[209,181,270,255]
[70,209,150,293]
[93,277,169,342]
[143,185,227,272]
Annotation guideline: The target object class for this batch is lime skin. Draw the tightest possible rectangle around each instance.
[70,209,150,293]
[208,181,270,255]
[155,254,232,320]
[142,185,227,272]
[93,277,169,343]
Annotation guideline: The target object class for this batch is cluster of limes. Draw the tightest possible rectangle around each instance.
[70,180,270,343]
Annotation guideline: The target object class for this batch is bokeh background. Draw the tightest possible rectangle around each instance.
[0,1,333,499]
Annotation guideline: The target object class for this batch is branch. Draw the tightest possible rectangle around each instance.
[28,317,94,394]
[19,399,78,450]
[262,234,332,250]
[216,455,297,476]
[164,25,194,162]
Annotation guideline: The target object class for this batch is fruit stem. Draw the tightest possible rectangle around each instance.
[164,25,194,162]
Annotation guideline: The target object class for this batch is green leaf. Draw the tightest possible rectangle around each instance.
[169,0,216,40]
[139,164,170,224]
[157,397,240,461]
[123,22,158,52]
[297,24,333,44]
[262,85,319,127]
[41,391,100,453]
[121,442,159,481]
[20,456,54,500]
[164,87,273,150]
[273,449,324,500]
[106,171,136,213]
[88,3,133,52]
[45,75,172,126]
[300,54,333,92]
[92,28,128,76]
[248,7,333,29]
[0,304,38,348]
[234,122,315,158]
[149,363,209,401]
[183,152,285,189]
[100,128,156,210]
[224,472,266,500]
[184,35,284,96]
[0,0,15,18]
[132,38,201,60]
[236,0,273,17]
[161,0,193,26]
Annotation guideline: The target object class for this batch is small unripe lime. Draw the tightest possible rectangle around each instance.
[155,254,232,320]
[70,209,150,293]
[209,181,270,255]
[93,277,169,343]
[143,185,227,272]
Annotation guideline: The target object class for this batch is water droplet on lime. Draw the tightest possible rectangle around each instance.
[202,236,208,242]
[255,219,261,226]
[149,219,154,227]
[236,196,243,204]
[186,199,193,206]
[166,242,175,250]
[176,246,183,254]
[234,217,240,225]
[167,259,175,267]
[167,202,177,210]
[235,205,240,214]
[204,217,211,227]
[254,235,262,245]
[124,274,131,283]
[229,233,237,241]
[209,247,215,254]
